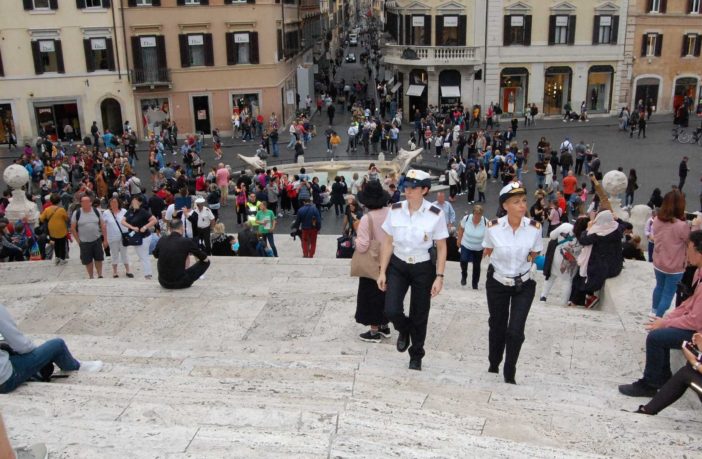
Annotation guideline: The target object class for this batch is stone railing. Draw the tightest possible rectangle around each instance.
[383,44,479,65]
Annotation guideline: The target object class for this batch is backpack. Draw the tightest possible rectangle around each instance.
[287,183,298,199]
[75,206,101,223]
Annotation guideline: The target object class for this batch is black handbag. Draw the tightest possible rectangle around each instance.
[122,232,143,247]
[336,235,354,259]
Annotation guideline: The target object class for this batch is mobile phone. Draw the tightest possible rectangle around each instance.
[684,340,701,359]
[686,212,698,222]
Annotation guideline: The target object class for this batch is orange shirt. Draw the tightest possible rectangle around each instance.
[562,175,578,195]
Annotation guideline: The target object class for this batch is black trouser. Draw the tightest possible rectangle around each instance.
[644,364,702,414]
[486,267,536,380]
[51,236,67,260]
[574,158,584,175]
[159,260,210,289]
[679,176,687,191]
[384,256,435,361]
[460,247,483,288]
[467,185,476,203]
[195,227,212,255]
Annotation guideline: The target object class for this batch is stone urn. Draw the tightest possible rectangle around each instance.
[2,164,39,226]
[602,170,628,220]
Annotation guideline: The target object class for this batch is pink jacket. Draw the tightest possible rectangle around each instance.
[355,208,389,253]
[652,218,690,274]
[663,268,702,331]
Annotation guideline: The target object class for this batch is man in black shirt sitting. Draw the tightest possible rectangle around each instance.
[153,219,210,289]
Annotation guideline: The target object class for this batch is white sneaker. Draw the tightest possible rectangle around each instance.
[79,360,104,372]
[59,259,68,265]
[648,310,658,319]
[14,443,48,459]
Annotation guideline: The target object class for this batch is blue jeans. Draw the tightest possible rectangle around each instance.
[643,327,693,388]
[287,134,296,149]
[652,269,683,317]
[262,232,278,257]
[271,141,280,157]
[0,338,80,393]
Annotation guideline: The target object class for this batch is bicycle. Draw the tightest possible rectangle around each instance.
[672,126,692,144]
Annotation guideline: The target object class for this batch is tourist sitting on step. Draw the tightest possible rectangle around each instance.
[635,332,702,415]
[0,304,103,394]
[619,230,702,398]
[152,219,210,289]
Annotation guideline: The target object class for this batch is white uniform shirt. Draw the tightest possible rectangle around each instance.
[482,216,543,277]
[382,199,449,259]
[194,206,215,229]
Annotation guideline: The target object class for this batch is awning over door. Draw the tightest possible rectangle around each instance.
[441,86,460,98]
[390,82,402,94]
[406,85,426,96]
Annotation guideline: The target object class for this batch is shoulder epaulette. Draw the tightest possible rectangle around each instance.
[488,219,499,227]
[391,202,402,210]
[529,219,541,229]
[429,206,441,215]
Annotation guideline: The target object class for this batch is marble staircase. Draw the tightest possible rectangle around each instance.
[0,236,700,457]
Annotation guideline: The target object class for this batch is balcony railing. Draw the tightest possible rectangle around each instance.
[130,68,171,88]
[383,44,480,66]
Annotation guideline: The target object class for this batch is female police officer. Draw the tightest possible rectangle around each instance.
[483,181,543,384]
[377,169,448,371]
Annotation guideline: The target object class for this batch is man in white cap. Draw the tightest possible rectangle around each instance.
[482,181,542,384]
[189,196,216,255]
[378,169,448,371]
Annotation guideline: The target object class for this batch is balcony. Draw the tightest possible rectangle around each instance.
[383,44,480,67]
[130,68,172,89]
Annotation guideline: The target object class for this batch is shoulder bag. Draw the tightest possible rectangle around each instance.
[350,213,381,280]
[113,210,143,247]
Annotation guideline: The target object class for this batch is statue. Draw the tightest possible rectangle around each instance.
[2,164,39,226]
[601,170,628,220]
[237,153,266,171]
[393,147,423,175]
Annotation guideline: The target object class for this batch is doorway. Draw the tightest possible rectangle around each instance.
[34,102,80,142]
[101,98,123,136]
[192,95,211,134]
[543,67,572,116]
[634,78,660,111]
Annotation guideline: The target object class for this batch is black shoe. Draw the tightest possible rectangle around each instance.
[618,379,658,398]
[359,331,382,343]
[488,364,499,374]
[539,296,546,302]
[504,377,517,384]
[396,331,410,353]
[378,326,392,338]
[409,359,422,371]
[460,275,467,286]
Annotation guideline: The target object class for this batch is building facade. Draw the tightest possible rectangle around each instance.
[0,0,135,144]
[485,0,629,117]
[122,0,321,139]
[622,0,702,113]
[384,0,485,121]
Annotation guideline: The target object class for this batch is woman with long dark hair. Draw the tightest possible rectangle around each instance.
[625,169,638,208]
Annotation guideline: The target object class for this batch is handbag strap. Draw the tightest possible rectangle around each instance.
[366,212,374,241]
[110,210,126,236]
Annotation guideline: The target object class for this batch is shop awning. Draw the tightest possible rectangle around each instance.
[441,86,460,98]
[390,82,402,94]
[406,85,426,97]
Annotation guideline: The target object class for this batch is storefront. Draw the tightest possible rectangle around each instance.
[586,65,613,113]
[673,77,699,112]
[439,70,461,112]
[140,97,170,139]
[0,104,15,144]
[500,67,529,115]
[543,66,572,116]
[33,101,80,142]
[634,77,660,110]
